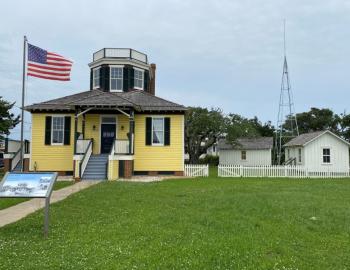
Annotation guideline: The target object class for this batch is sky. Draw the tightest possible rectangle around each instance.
[1,0,350,139]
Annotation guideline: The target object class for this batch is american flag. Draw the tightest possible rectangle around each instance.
[27,43,73,81]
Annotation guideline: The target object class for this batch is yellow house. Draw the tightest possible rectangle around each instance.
[23,48,186,180]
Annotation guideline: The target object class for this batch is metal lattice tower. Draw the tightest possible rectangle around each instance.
[276,21,299,164]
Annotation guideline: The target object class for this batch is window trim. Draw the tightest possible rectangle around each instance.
[241,150,247,161]
[92,67,101,89]
[109,65,124,92]
[51,116,65,146]
[322,147,331,164]
[151,117,164,146]
[133,67,144,90]
[298,148,302,163]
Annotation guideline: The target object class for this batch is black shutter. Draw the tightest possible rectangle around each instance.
[144,70,149,92]
[164,117,170,146]
[64,116,71,145]
[100,65,110,91]
[129,67,134,90]
[146,117,152,145]
[123,66,129,92]
[90,69,93,90]
[45,116,52,145]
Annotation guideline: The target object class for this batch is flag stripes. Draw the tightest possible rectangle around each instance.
[27,43,73,81]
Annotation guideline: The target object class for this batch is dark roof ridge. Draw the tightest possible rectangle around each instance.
[101,90,140,109]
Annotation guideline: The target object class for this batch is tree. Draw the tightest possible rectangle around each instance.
[225,114,275,146]
[0,97,20,140]
[339,112,350,141]
[185,107,225,164]
[285,107,340,135]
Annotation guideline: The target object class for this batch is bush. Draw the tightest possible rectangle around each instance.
[199,155,219,166]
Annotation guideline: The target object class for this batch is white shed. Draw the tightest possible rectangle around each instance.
[218,137,273,166]
[284,130,350,172]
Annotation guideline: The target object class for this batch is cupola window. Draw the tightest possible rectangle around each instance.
[110,66,123,92]
[134,68,144,90]
[93,67,101,89]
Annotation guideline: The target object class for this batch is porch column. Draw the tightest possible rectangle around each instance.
[129,109,135,155]
[74,109,78,154]
[82,113,86,139]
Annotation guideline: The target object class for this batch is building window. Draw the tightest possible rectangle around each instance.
[134,68,144,90]
[287,149,290,159]
[323,148,331,163]
[152,118,164,145]
[241,150,247,160]
[298,148,302,162]
[93,67,100,89]
[52,116,64,144]
[110,66,123,91]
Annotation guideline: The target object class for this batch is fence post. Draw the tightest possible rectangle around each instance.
[240,165,243,177]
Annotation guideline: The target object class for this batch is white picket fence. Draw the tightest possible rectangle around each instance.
[185,164,209,177]
[218,164,350,178]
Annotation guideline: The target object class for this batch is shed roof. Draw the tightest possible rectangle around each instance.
[218,137,273,150]
[284,130,350,147]
[24,89,187,112]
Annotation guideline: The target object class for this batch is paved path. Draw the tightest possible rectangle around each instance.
[0,181,101,228]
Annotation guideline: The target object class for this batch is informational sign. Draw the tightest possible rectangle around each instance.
[0,172,57,198]
[0,172,58,237]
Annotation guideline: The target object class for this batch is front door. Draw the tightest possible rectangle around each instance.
[101,124,116,153]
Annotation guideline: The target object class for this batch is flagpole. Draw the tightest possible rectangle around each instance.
[20,36,28,172]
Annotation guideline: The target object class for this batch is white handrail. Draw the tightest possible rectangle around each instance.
[80,140,93,178]
[114,140,129,154]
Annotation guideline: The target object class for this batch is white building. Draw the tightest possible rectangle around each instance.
[284,130,350,172]
[218,137,273,166]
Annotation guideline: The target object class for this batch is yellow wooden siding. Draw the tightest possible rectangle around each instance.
[84,114,100,154]
[134,114,184,171]
[117,115,129,140]
[108,160,119,180]
[31,113,74,171]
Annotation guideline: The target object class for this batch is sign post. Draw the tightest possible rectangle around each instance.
[0,172,58,237]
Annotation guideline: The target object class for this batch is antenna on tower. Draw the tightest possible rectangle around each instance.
[275,19,299,165]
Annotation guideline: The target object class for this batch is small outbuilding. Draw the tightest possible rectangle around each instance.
[218,137,273,165]
[284,130,350,171]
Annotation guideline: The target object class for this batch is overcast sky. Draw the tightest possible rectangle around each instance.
[1,0,350,139]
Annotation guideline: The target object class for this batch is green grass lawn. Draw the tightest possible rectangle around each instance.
[0,181,74,210]
[0,177,350,269]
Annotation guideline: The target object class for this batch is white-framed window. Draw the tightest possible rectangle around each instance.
[93,67,101,89]
[241,150,246,160]
[110,66,123,92]
[52,116,64,145]
[298,148,302,162]
[152,117,164,145]
[323,148,331,163]
[134,68,144,90]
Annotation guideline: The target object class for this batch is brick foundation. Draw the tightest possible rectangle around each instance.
[3,159,11,172]
[174,171,184,176]
[124,160,133,179]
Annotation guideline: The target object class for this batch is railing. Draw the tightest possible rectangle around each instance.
[79,139,93,178]
[184,164,209,177]
[11,148,21,171]
[218,165,350,178]
[76,139,91,154]
[93,48,148,63]
[5,139,21,153]
[114,139,130,154]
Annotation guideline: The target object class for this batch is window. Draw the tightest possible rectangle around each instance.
[287,149,290,159]
[93,67,100,89]
[110,66,123,91]
[52,116,64,144]
[134,68,144,90]
[152,118,164,145]
[298,148,302,162]
[241,150,247,160]
[323,148,331,163]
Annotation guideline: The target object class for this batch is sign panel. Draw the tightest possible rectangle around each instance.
[0,172,58,198]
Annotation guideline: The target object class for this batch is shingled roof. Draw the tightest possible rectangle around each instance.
[24,90,186,112]
[218,137,273,150]
[284,130,350,147]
